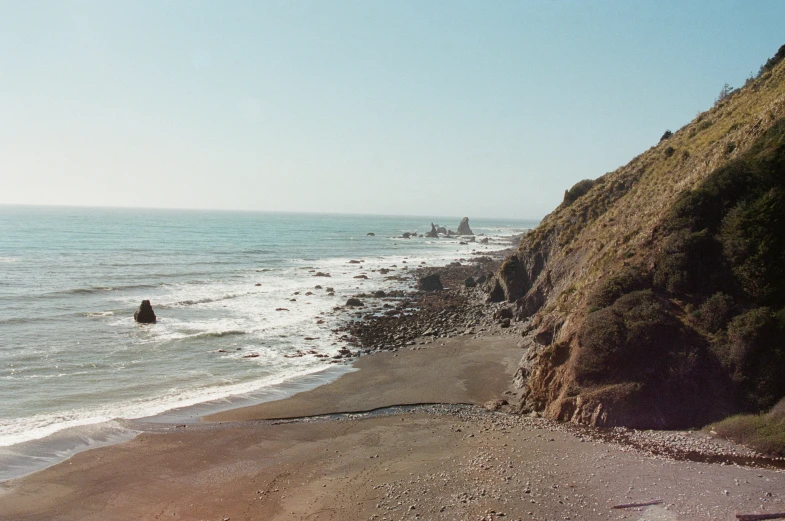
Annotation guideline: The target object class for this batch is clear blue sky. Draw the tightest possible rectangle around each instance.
[1,1,783,219]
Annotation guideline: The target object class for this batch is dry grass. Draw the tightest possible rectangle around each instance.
[709,399,785,456]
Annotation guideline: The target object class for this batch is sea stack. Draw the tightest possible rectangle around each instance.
[457,217,474,235]
[134,300,157,323]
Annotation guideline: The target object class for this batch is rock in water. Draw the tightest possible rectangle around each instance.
[418,274,443,291]
[134,300,157,323]
[457,217,474,235]
[425,223,438,238]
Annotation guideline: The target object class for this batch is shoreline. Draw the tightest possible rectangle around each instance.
[2,331,785,520]
[0,240,515,483]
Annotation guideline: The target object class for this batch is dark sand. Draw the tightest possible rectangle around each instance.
[1,335,784,521]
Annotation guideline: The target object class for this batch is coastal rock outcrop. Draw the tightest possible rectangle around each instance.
[134,300,157,323]
[497,46,785,430]
[418,274,443,291]
[425,224,438,238]
[456,217,473,235]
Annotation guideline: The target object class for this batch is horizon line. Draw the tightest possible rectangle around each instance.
[0,202,543,223]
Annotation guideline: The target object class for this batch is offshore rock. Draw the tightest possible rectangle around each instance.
[425,223,438,238]
[134,300,156,323]
[457,217,474,235]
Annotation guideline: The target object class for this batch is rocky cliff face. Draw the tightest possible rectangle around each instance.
[496,46,785,429]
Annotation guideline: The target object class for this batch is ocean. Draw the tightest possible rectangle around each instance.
[0,206,536,479]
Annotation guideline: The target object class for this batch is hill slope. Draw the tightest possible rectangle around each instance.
[493,46,785,429]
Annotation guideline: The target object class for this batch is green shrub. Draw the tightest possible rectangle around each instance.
[587,267,650,309]
[758,43,785,77]
[576,291,680,385]
[660,130,673,142]
[724,142,737,155]
[696,293,734,333]
[563,179,596,206]
[726,307,785,409]
[665,146,676,158]
[653,230,724,295]
[720,188,785,307]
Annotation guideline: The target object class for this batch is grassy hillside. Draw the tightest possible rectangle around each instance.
[497,45,785,430]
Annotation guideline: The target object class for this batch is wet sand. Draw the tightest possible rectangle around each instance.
[206,335,522,422]
[1,334,784,521]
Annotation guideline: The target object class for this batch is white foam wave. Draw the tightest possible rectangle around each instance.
[0,365,339,447]
[85,311,114,318]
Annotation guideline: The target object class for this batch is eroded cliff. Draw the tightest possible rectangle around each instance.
[496,46,785,429]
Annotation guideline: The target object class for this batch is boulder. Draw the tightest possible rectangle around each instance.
[457,217,474,235]
[418,274,443,291]
[425,223,438,238]
[134,300,157,323]
[346,298,364,307]
[464,277,477,288]
[436,225,447,235]
[495,307,514,320]
[374,290,387,298]
[402,232,412,239]
[487,278,505,303]
[480,237,489,244]
[366,232,375,236]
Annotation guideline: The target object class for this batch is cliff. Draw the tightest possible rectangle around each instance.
[495,45,785,429]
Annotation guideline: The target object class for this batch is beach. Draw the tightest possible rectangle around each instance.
[2,330,784,521]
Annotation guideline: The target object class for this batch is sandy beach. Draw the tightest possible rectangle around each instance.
[1,334,784,521]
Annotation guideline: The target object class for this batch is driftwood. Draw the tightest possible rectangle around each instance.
[612,500,663,509]
[736,514,785,521]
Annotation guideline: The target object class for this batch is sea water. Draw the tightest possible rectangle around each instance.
[0,206,536,479]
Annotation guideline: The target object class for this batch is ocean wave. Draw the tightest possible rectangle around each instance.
[161,292,254,308]
[41,283,160,298]
[0,256,21,263]
[0,365,341,448]
[189,329,247,339]
[84,311,115,318]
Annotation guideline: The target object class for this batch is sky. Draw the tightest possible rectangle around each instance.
[1,1,783,219]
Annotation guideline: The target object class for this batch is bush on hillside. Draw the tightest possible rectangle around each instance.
[653,229,724,295]
[758,43,785,77]
[660,130,673,142]
[720,188,785,307]
[576,291,680,385]
[563,179,596,206]
[726,307,785,409]
[695,292,734,333]
[586,267,650,309]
